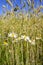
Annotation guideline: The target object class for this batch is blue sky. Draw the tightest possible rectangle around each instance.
[0,0,43,15]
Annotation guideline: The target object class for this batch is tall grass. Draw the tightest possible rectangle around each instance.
[0,13,43,65]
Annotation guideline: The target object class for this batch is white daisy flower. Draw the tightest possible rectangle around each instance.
[14,33,18,38]
[21,35,26,40]
[8,33,12,37]
[24,36,31,43]
[8,32,18,38]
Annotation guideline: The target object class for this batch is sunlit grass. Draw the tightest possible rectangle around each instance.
[0,13,43,65]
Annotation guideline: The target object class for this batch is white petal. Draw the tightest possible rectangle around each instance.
[21,35,25,40]
[25,36,30,41]
[36,37,41,40]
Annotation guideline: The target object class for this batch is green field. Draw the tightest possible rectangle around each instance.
[0,13,43,65]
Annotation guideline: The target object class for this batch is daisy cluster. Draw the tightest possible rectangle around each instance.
[3,32,42,46]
